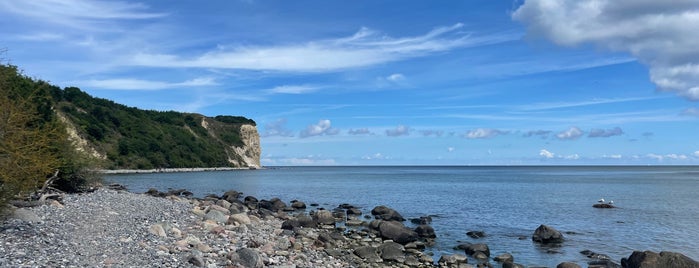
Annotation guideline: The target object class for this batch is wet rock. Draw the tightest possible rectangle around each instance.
[494,253,513,263]
[532,224,564,244]
[409,216,433,225]
[467,231,486,239]
[503,262,525,268]
[378,220,418,244]
[187,254,205,267]
[621,250,699,268]
[378,241,405,263]
[557,262,582,268]
[371,205,406,221]
[593,203,616,209]
[462,243,490,258]
[581,249,612,260]
[589,259,622,268]
[291,200,306,209]
[438,253,469,266]
[415,224,436,238]
[346,207,362,216]
[222,190,242,202]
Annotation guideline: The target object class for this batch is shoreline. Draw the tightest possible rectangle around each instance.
[98,166,261,174]
[4,186,697,267]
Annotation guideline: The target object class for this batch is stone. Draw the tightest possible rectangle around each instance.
[503,262,526,268]
[378,220,418,244]
[415,224,436,238]
[467,231,486,239]
[354,246,382,263]
[532,224,564,244]
[204,210,228,224]
[593,203,616,209]
[557,262,582,268]
[236,248,264,268]
[409,216,433,225]
[222,190,242,202]
[438,254,469,266]
[228,213,252,225]
[494,253,514,263]
[291,200,306,209]
[11,208,42,223]
[621,250,699,268]
[187,254,205,267]
[378,241,405,262]
[313,210,336,225]
[346,207,362,216]
[589,259,622,268]
[463,243,490,258]
[148,224,167,237]
[371,205,406,221]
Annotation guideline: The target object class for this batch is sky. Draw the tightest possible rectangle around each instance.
[1,0,699,166]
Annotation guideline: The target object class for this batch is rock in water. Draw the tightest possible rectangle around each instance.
[415,224,436,238]
[593,203,616,209]
[621,250,699,268]
[494,253,514,263]
[378,220,418,244]
[532,224,564,244]
[371,205,406,221]
[557,262,582,268]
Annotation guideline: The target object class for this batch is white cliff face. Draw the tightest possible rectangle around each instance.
[230,124,261,168]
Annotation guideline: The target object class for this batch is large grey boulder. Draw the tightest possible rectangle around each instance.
[235,248,263,268]
[353,246,381,263]
[415,224,436,238]
[378,241,405,263]
[378,220,418,244]
[203,210,228,224]
[557,262,582,268]
[438,254,469,267]
[532,224,564,244]
[313,210,335,225]
[621,250,699,268]
[371,205,406,221]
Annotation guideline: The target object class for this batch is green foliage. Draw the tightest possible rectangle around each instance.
[0,64,96,212]
[55,88,255,170]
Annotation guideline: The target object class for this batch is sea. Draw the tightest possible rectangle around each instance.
[106,166,699,267]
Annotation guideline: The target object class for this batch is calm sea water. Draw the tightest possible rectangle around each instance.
[106,166,699,267]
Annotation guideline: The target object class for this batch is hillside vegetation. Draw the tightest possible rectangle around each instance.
[1,63,259,206]
[57,87,257,169]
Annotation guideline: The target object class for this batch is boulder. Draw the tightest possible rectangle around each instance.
[438,254,469,266]
[228,213,252,225]
[467,231,486,239]
[313,210,336,225]
[378,241,405,263]
[589,259,622,268]
[11,208,42,223]
[371,205,406,221]
[281,219,300,230]
[203,210,228,224]
[378,220,418,244]
[291,200,306,209]
[461,243,490,258]
[494,253,514,263]
[504,262,526,268]
[222,190,242,202]
[593,203,616,209]
[557,262,582,268]
[621,250,699,268]
[410,216,433,225]
[243,196,258,209]
[346,207,362,216]
[354,246,382,263]
[415,224,436,238]
[148,224,167,237]
[297,214,317,227]
[532,224,564,244]
[235,248,264,268]
[187,254,205,267]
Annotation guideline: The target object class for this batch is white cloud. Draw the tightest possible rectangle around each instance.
[300,119,340,138]
[348,128,373,135]
[0,0,166,29]
[386,125,411,137]
[386,73,405,82]
[362,153,388,160]
[76,77,217,90]
[128,23,516,72]
[447,147,455,152]
[266,85,320,94]
[262,118,294,137]
[513,1,699,100]
[556,127,584,140]
[646,153,689,161]
[463,128,506,139]
[564,154,580,160]
[681,107,699,117]
[539,149,555,159]
[603,154,623,159]
[694,151,699,157]
[588,127,624,138]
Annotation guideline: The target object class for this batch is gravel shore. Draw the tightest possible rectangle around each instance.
[0,189,349,268]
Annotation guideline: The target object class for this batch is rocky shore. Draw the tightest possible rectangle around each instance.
[2,187,698,268]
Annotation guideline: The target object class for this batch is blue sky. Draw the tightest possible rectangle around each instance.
[2,0,699,165]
